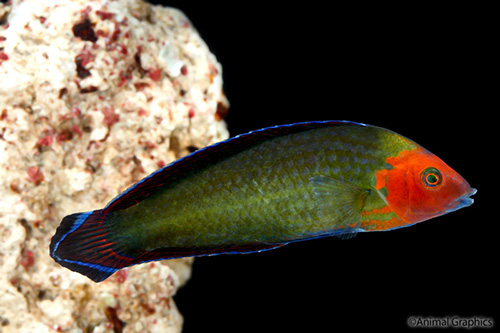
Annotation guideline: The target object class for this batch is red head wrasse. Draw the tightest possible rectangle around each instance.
[49,121,476,282]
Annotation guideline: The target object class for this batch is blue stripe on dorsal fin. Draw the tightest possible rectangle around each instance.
[103,120,367,214]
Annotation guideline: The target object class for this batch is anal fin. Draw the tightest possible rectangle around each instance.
[309,175,370,239]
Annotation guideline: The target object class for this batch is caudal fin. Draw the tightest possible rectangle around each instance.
[50,210,135,282]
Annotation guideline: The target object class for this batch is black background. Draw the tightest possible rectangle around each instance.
[143,2,496,333]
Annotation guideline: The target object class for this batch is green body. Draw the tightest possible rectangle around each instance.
[110,124,416,255]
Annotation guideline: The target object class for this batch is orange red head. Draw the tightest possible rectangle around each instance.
[375,148,476,225]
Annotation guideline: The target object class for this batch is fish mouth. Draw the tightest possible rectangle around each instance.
[446,188,477,214]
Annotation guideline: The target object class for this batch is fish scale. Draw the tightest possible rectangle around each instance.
[112,125,393,251]
[50,121,475,282]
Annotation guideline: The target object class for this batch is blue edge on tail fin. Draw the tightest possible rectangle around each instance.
[50,211,120,282]
[50,121,367,282]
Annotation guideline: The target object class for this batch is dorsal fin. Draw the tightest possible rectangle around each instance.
[103,120,367,214]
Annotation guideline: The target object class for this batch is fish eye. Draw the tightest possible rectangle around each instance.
[421,167,442,188]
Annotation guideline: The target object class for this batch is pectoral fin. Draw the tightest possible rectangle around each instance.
[309,175,370,239]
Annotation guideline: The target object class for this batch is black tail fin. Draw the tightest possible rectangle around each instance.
[50,210,135,282]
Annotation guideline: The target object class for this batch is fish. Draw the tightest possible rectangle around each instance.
[49,121,476,282]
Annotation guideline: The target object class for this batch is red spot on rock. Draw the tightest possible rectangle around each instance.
[96,29,109,38]
[138,109,147,116]
[144,141,157,150]
[111,22,121,42]
[20,250,35,271]
[76,46,94,67]
[117,44,128,55]
[101,107,119,127]
[72,125,83,138]
[56,129,73,143]
[72,107,81,117]
[157,160,165,168]
[96,10,115,21]
[0,51,8,66]
[180,65,188,75]
[36,135,53,148]
[188,108,195,118]
[115,269,127,284]
[80,6,92,17]
[118,70,131,87]
[75,46,94,79]
[27,166,44,186]
[148,68,162,82]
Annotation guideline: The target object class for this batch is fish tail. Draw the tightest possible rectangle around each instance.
[50,210,134,282]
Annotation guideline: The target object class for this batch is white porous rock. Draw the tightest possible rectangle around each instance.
[0,0,229,331]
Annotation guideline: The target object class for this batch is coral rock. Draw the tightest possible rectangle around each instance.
[0,0,228,331]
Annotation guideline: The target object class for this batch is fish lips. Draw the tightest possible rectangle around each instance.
[445,188,477,214]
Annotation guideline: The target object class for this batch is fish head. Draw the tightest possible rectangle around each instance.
[383,149,476,224]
